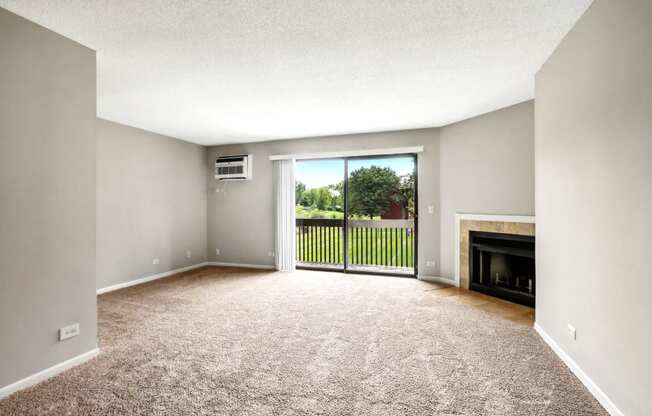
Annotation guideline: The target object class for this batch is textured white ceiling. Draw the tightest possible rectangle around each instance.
[1,1,592,145]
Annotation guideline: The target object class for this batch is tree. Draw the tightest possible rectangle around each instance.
[348,166,400,218]
[295,181,306,198]
[397,173,415,218]
[295,181,306,205]
[329,181,344,212]
[310,187,333,210]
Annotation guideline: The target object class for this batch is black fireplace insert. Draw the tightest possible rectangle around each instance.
[469,231,535,307]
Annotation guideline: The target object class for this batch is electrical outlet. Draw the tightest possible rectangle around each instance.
[215,249,221,256]
[427,205,434,214]
[426,260,436,267]
[567,324,577,340]
[268,251,275,257]
[152,258,160,265]
[59,323,80,341]
[186,250,191,259]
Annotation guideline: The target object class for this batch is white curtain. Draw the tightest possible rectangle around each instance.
[274,159,296,272]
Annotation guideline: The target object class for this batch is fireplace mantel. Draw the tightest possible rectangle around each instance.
[454,213,535,288]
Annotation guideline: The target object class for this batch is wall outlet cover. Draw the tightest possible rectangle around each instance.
[215,249,221,255]
[152,258,160,265]
[59,323,80,341]
[186,250,192,258]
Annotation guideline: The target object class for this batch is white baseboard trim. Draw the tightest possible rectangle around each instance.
[97,262,210,295]
[0,347,99,400]
[418,275,457,285]
[534,323,624,416]
[206,261,275,270]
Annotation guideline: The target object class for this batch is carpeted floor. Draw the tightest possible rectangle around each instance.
[0,266,606,415]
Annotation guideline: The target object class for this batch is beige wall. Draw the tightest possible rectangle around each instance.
[96,119,208,290]
[439,101,535,278]
[536,1,652,414]
[0,9,97,387]
[207,129,441,275]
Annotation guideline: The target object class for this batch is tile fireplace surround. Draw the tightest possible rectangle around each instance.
[455,214,535,289]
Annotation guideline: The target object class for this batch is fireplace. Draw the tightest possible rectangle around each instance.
[469,231,535,307]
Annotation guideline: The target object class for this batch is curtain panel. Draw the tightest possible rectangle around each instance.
[273,159,296,272]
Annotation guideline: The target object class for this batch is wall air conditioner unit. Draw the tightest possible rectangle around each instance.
[215,154,253,180]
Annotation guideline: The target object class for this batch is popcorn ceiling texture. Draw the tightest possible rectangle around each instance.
[0,1,591,145]
[0,267,606,415]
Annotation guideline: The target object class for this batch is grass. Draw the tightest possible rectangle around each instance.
[295,206,380,220]
[295,206,344,219]
[295,225,415,268]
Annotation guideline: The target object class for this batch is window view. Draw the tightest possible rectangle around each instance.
[346,157,415,220]
[295,159,345,270]
[295,155,416,275]
[295,159,345,220]
[346,156,416,274]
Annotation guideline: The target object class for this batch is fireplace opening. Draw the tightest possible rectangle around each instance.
[469,231,535,307]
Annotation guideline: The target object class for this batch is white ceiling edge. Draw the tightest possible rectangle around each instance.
[269,146,424,161]
[0,1,593,146]
[211,98,534,148]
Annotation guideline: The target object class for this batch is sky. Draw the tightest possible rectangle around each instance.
[296,156,415,189]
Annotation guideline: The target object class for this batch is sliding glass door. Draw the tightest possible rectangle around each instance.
[295,154,417,277]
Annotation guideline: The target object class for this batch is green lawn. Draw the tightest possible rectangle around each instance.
[295,206,344,219]
[295,206,380,220]
[295,225,414,268]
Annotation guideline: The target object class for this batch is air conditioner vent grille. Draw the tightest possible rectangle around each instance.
[215,154,252,181]
[217,165,244,175]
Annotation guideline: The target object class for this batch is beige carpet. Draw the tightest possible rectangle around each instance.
[0,267,606,415]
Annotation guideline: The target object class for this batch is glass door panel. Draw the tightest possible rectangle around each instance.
[295,159,345,271]
[345,155,417,276]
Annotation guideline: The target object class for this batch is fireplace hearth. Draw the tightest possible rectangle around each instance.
[469,231,535,307]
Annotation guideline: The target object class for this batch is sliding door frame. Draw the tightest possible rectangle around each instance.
[296,153,418,278]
